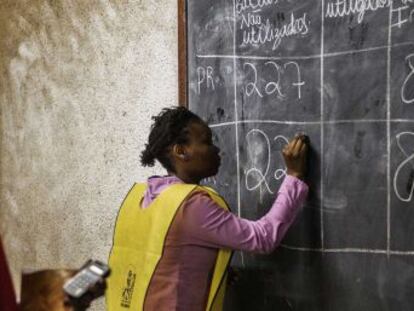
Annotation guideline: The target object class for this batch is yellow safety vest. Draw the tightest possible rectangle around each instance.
[106,183,233,311]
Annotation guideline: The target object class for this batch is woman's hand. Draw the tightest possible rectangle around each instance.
[64,279,106,311]
[282,134,308,180]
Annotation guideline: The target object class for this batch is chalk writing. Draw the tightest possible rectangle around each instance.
[284,61,305,99]
[197,66,215,94]
[393,132,414,202]
[391,1,414,28]
[244,62,264,97]
[325,0,391,24]
[243,61,305,99]
[235,0,278,15]
[273,135,289,180]
[264,61,285,98]
[401,53,414,104]
[240,12,262,29]
[240,12,309,50]
[245,129,274,193]
[245,129,288,194]
[203,176,217,185]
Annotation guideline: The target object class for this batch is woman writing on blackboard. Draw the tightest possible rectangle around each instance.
[106,107,309,311]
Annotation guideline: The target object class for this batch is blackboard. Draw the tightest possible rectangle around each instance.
[184,0,414,310]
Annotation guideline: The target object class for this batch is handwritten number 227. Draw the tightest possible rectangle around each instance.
[244,61,304,100]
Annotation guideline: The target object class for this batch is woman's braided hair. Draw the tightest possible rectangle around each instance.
[140,107,202,172]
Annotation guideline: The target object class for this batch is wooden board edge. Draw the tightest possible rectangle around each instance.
[178,0,187,107]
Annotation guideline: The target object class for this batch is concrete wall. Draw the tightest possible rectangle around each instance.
[0,0,177,308]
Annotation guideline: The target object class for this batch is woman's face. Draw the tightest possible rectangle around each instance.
[174,120,221,183]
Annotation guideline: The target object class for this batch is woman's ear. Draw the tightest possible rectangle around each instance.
[172,144,189,161]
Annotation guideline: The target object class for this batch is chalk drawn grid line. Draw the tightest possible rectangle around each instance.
[386,0,393,257]
[320,0,325,251]
[209,119,414,128]
[233,0,244,266]
[196,41,414,61]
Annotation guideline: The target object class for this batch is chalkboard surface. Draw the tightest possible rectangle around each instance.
[186,0,414,310]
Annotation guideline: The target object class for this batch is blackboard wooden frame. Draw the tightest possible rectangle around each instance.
[178,0,187,107]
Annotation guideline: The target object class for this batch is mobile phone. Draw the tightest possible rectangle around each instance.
[63,260,110,299]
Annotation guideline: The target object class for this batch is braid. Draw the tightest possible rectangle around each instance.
[140,107,202,172]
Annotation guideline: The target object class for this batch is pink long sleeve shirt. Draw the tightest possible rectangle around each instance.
[141,175,308,311]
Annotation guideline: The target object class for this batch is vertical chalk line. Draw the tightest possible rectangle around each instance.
[233,0,244,266]
[386,0,393,258]
[320,0,325,250]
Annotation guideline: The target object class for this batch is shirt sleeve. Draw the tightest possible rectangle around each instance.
[180,175,309,254]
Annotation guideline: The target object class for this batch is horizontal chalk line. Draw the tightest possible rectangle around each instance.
[281,244,414,256]
[196,41,414,61]
[209,119,414,128]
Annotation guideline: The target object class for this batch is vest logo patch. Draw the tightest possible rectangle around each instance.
[120,269,136,308]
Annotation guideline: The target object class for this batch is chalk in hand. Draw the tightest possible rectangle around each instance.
[294,132,310,144]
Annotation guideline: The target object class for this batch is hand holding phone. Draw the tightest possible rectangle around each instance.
[63,260,110,310]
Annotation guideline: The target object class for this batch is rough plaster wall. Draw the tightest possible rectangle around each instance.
[0,0,177,308]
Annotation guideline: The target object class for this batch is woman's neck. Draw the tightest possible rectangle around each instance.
[169,171,201,185]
